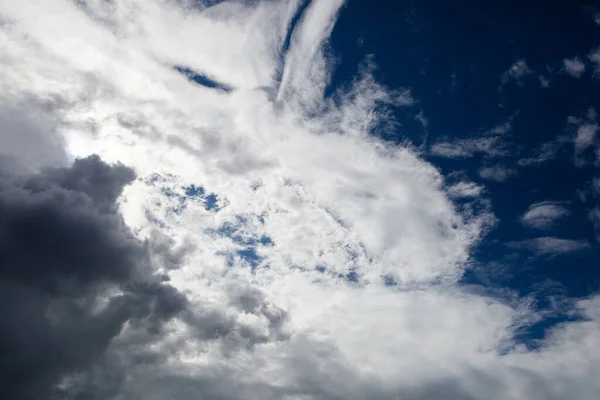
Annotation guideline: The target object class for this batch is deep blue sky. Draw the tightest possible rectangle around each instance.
[326,0,600,345]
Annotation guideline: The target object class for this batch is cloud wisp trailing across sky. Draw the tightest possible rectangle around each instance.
[1,1,600,399]
[521,201,570,230]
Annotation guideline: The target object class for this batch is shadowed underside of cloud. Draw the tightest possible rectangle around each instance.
[1,0,600,399]
[0,155,189,399]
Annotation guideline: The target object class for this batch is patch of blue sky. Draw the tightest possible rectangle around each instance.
[209,216,274,271]
[174,66,233,92]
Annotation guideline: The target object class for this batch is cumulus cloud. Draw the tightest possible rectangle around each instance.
[563,57,586,78]
[521,201,570,230]
[507,237,590,255]
[1,1,600,399]
[0,155,191,398]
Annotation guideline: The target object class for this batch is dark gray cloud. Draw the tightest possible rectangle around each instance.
[0,155,188,399]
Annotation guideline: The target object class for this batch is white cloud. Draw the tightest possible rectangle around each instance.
[431,136,507,158]
[1,1,600,399]
[589,47,600,77]
[479,165,516,182]
[430,119,512,159]
[508,237,590,255]
[518,136,570,166]
[501,59,532,86]
[447,181,485,198]
[539,75,550,88]
[575,123,598,152]
[590,208,600,243]
[567,108,599,166]
[563,57,586,78]
[521,202,570,230]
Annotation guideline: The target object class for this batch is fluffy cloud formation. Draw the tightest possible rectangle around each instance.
[0,155,190,398]
[521,201,570,230]
[1,1,600,399]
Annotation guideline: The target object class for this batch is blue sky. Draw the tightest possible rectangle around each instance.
[326,0,600,343]
[2,0,600,398]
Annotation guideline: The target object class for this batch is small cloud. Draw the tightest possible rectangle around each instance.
[395,88,416,106]
[478,165,515,182]
[575,123,598,152]
[518,137,569,166]
[594,12,600,25]
[430,136,507,159]
[590,208,600,242]
[487,120,513,135]
[414,111,428,130]
[446,181,485,199]
[507,237,590,255]
[589,47,600,77]
[566,108,599,166]
[593,177,600,195]
[430,119,512,159]
[501,59,532,87]
[562,57,586,78]
[520,201,569,230]
[539,75,550,88]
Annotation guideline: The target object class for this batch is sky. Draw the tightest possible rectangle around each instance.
[0,0,600,399]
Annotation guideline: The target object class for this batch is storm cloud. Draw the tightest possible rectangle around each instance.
[0,155,188,399]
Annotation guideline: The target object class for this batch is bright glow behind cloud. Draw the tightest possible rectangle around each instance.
[1,1,600,398]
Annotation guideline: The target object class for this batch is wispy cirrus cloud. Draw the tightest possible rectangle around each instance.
[479,165,516,182]
[508,236,590,255]
[521,201,570,230]
[430,119,513,159]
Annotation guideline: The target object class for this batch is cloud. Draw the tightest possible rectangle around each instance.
[589,47,600,77]
[563,57,586,78]
[520,202,570,230]
[431,136,507,158]
[479,165,516,182]
[1,1,600,399]
[447,181,485,198]
[501,59,532,86]
[507,237,590,255]
[518,135,570,166]
[539,75,550,88]
[567,108,599,166]
[430,119,513,159]
[590,208,600,243]
[0,155,190,399]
